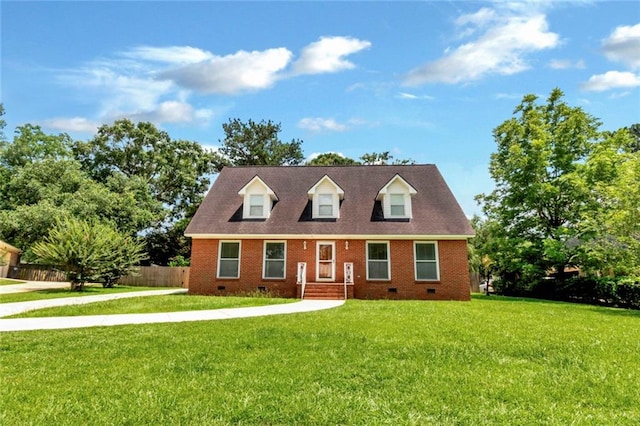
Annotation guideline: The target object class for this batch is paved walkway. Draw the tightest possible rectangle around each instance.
[0,281,345,332]
[0,280,71,294]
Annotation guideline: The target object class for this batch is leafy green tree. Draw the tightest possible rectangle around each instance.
[307,152,359,166]
[219,118,304,166]
[478,88,601,287]
[32,217,146,291]
[578,128,640,275]
[73,119,218,221]
[0,103,6,142]
[360,151,415,165]
[0,159,162,255]
[625,123,640,153]
[0,124,73,168]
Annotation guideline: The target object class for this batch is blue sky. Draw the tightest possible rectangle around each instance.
[2,1,639,217]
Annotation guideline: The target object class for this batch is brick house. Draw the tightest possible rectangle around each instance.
[185,165,474,300]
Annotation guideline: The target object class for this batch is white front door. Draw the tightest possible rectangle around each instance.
[316,242,335,281]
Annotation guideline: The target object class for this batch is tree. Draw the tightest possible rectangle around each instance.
[478,88,601,288]
[306,152,359,166]
[73,119,218,221]
[219,118,304,166]
[32,217,146,291]
[0,159,162,256]
[0,124,73,168]
[625,123,640,153]
[578,127,640,275]
[0,103,6,142]
[360,151,415,165]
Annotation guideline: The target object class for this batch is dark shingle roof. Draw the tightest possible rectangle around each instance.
[185,165,474,237]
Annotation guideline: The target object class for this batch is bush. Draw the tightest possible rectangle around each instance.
[513,275,640,309]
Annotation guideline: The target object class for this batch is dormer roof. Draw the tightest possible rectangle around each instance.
[307,175,344,200]
[375,174,417,200]
[238,176,278,201]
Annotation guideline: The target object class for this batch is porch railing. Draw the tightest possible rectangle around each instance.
[344,262,353,300]
[297,262,307,299]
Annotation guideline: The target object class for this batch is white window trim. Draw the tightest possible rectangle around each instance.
[316,241,336,281]
[389,193,407,217]
[414,241,440,281]
[249,194,265,218]
[308,175,344,219]
[217,240,241,279]
[263,240,287,279]
[238,176,277,219]
[376,174,417,219]
[366,241,390,281]
[316,193,337,218]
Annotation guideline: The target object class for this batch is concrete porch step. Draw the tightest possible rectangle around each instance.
[299,283,351,300]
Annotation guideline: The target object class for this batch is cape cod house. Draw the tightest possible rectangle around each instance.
[185,165,474,300]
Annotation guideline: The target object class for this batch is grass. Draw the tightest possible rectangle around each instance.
[9,293,294,318]
[0,284,176,304]
[1,295,639,425]
[0,278,26,285]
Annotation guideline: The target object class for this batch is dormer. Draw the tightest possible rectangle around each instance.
[376,174,417,219]
[238,176,278,219]
[307,175,344,219]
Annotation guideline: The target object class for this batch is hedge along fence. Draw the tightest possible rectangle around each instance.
[117,266,189,288]
[498,276,640,310]
[8,265,189,288]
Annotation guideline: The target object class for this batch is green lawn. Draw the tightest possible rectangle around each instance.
[0,284,177,304]
[1,295,639,425]
[8,293,294,318]
[0,278,25,286]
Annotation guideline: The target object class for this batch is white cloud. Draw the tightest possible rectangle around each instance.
[549,58,585,69]
[581,71,640,92]
[298,117,348,132]
[292,36,371,75]
[602,23,640,69]
[124,46,214,64]
[42,117,101,133]
[54,37,369,128]
[160,48,293,94]
[404,8,559,85]
[398,92,434,100]
[127,101,214,124]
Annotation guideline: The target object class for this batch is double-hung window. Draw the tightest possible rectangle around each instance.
[389,194,405,217]
[249,194,264,217]
[367,242,390,280]
[263,242,286,279]
[218,241,240,278]
[318,194,334,217]
[414,242,439,281]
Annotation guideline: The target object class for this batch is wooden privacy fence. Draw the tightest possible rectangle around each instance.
[9,265,68,282]
[118,267,190,288]
[8,265,189,288]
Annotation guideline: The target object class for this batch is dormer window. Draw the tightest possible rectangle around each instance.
[390,194,406,216]
[249,194,265,217]
[308,175,344,219]
[376,174,417,219]
[238,176,278,219]
[318,194,334,217]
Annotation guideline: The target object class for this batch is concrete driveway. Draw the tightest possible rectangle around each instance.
[0,281,345,332]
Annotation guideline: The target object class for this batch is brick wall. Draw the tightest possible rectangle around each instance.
[189,238,471,301]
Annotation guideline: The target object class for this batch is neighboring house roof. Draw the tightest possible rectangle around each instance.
[0,240,21,254]
[185,165,474,238]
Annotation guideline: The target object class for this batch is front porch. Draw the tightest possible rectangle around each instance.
[296,262,354,300]
[296,282,355,300]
